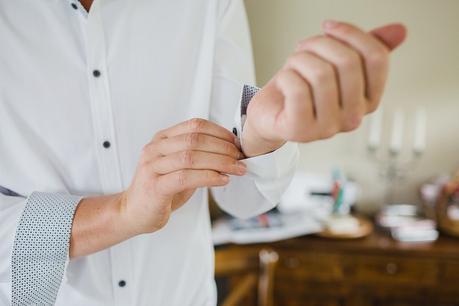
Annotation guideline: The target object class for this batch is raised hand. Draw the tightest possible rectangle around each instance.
[241,21,407,157]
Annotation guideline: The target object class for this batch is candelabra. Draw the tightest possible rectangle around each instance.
[366,108,426,205]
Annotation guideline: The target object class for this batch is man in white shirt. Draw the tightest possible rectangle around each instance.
[0,0,405,305]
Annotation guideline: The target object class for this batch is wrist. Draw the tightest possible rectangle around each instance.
[116,191,147,237]
[241,117,286,157]
[70,193,138,258]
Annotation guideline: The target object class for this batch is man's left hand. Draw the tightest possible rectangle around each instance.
[241,21,407,157]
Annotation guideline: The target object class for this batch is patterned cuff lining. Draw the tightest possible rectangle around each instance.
[12,192,82,305]
[240,84,259,131]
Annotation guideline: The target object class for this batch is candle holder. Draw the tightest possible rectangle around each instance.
[366,108,426,206]
[367,145,423,205]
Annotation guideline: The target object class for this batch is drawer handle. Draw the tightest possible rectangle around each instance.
[385,262,398,275]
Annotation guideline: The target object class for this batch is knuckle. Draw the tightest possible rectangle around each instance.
[339,52,361,70]
[141,143,152,157]
[188,118,206,132]
[176,170,187,187]
[306,35,324,45]
[286,52,305,67]
[295,35,321,51]
[223,156,235,168]
[153,130,167,141]
[277,68,291,82]
[185,132,201,148]
[139,156,151,169]
[367,46,389,66]
[181,150,194,167]
[224,142,237,155]
[277,69,309,100]
[309,65,333,85]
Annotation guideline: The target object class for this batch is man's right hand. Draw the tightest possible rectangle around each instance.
[70,118,246,258]
[118,118,247,236]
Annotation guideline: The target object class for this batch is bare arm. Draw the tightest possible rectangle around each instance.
[69,194,128,258]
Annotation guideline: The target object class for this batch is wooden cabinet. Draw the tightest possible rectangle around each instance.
[216,232,459,306]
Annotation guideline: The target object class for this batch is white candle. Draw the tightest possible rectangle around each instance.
[390,110,404,155]
[414,107,426,155]
[368,109,382,151]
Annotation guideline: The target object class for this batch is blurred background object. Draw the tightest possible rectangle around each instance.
[244,0,459,213]
[214,1,459,305]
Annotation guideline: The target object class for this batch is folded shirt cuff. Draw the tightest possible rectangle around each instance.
[242,141,299,180]
[11,192,81,305]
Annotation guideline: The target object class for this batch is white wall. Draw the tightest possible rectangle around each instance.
[245,0,459,212]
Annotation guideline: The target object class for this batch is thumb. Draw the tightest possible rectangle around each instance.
[370,23,407,51]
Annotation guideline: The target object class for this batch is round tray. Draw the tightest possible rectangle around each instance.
[317,215,374,239]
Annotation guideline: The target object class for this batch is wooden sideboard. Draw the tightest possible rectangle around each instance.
[215,231,459,306]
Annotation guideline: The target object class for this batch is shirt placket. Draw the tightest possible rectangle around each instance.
[80,2,133,305]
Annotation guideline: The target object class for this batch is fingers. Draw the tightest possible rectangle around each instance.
[155,133,243,160]
[154,118,236,144]
[297,36,366,131]
[321,21,391,107]
[156,169,229,196]
[153,150,247,176]
[284,51,340,138]
[370,23,407,51]
[275,68,315,139]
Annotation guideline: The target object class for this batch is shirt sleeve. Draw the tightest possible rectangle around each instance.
[209,0,299,219]
[0,190,81,305]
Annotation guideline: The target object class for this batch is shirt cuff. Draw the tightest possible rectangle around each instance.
[243,141,299,205]
[11,192,82,305]
[232,84,259,148]
[232,84,299,205]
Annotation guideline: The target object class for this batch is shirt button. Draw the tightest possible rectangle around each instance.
[118,280,126,287]
[232,127,238,137]
[71,3,78,9]
[103,141,111,149]
[92,70,101,78]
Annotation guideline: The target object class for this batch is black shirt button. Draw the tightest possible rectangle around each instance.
[118,280,126,287]
[93,70,101,78]
[103,141,111,149]
[71,3,78,9]
[232,127,238,137]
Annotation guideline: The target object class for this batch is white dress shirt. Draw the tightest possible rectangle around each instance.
[0,0,299,305]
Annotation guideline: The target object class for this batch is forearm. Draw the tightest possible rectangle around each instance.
[69,193,135,258]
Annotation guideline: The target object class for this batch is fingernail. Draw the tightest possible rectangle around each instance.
[236,161,247,174]
[323,19,339,30]
[220,175,229,182]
